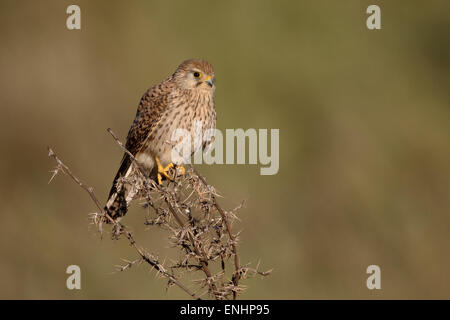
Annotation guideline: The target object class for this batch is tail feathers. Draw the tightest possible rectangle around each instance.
[105,154,132,221]
[105,187,128,221]
[105,153,154,221]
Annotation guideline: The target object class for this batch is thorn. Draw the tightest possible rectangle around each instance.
[48,167,59,184]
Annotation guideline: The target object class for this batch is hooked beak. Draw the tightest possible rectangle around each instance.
[204,75,214,87]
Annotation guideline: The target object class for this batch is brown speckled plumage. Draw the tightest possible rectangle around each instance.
[106,59,216,219]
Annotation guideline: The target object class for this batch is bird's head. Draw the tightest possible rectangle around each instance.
[173,59,215,92]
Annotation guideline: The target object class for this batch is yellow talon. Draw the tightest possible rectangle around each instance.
[154,158,186,184]
[155,157,174,185]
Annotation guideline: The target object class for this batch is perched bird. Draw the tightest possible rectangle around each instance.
[105,59,216,220]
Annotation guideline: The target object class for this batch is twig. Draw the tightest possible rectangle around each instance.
[164,195,220,298]
[47,146,200,300]
[47,128,271,300]
[107,129,220,298]
[190,166,241,299]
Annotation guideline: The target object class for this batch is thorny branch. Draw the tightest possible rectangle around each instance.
[107,129,220,298]
[190,166,241,299]
[47,129,271,300]
[47,147,199,300]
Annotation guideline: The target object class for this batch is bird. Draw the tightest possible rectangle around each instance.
[105,59,216,220]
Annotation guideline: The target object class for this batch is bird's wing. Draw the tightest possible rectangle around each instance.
[107,82,170,199]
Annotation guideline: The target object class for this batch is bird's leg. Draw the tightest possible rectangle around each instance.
[155,157,174,184]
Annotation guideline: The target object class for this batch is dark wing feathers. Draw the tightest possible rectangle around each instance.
[107,82,169,199]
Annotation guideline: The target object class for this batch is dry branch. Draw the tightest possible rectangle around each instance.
[47,129,270,300]
[47,147,199,299]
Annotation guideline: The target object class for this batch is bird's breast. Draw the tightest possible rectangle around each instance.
[144,92,216,166]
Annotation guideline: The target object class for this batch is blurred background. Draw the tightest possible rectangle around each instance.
[0,0,449,299]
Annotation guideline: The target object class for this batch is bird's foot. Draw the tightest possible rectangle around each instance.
[155,157,173,185]
[155,158,186,184]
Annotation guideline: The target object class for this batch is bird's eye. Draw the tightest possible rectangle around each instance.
[193,71,201,78]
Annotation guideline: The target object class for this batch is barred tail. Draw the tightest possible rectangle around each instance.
[105,186,128,221]
[105,154,132,221]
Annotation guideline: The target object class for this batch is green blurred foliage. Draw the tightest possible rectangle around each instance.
[0,0,449,299]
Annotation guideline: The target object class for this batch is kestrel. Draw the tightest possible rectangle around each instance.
[105,59,216,220]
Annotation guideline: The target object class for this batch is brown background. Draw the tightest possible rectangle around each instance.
[0,0,449,299]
